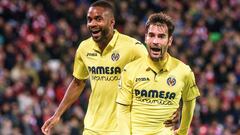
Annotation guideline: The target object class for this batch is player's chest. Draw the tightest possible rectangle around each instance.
[133,70,185,94]
[83,49,132,72]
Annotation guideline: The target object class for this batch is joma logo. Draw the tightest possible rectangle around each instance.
[87,53,97,57]
[136,77,150,82]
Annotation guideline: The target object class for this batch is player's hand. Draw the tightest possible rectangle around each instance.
[174,129,179,135]
[41,115,60,135]
[163,108,179,127]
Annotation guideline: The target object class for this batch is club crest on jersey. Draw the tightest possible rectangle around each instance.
[111,52,120,61]
[167,76,176,86]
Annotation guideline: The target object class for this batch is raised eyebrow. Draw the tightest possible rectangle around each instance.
[87,15,102,20]
[148,32,155,35]
[158,33,166,36]
[148,32,167,37]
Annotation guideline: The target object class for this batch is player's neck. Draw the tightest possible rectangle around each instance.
[98,31,114,52]
[151,53,168,64]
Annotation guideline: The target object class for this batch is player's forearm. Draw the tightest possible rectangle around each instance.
[53,78,86,118]
[177,99,196,135]
[117,103,131,135]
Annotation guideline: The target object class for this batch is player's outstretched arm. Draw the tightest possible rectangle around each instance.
[41,77,86,135]
[175,99,196,135]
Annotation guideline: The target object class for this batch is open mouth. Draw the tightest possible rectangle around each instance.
[150,47,163,56]
[151,48,161,52]
[91,30,101,34]
[90,29,101,38]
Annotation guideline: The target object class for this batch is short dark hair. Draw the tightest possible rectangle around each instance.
[90,0,115,16]
[146,12,175,37]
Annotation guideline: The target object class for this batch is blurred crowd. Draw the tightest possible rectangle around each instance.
[0,0,240,135]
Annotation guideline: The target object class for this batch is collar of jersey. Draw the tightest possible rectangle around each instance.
[145,53,171,73]
[92,30,119,53]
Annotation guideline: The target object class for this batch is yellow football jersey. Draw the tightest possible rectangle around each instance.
[117,54,200,135]
[73,30,147,134]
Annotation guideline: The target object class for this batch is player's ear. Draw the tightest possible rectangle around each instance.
[145,30,148,43]
[145,34,147,44]
[111,18,115,26]
[168,36,173,46]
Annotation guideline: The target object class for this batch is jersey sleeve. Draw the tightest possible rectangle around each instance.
[117,66,133,105]
[72,44,89,80]
[131,40,148,61]
[182,69,200,101]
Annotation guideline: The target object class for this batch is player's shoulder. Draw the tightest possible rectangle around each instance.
[171,56,192,73]
[124,57,144,70]
[79,37,93,47]
[118,33,143,46]
[76,37,93,52]
[118,33,147,56]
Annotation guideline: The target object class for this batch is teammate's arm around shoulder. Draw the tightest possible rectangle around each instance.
[41,77,86,135]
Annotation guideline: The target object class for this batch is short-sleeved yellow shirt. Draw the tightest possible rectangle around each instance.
[117,54,200,134]
[73,30,147,133]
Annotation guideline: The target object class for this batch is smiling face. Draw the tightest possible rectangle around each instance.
[145,24,172,61]
[87,6,115,44]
